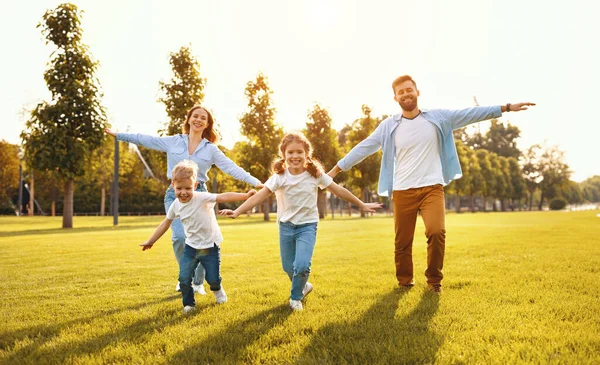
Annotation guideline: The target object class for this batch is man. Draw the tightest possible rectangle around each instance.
[328,75,535,292]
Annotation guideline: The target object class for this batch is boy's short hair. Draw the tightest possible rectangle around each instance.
[172,160,198,183]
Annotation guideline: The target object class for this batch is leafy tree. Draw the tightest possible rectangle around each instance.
[237,73,283,221]
[498,157,513,211]
[20,3,108,228]
[0,141,20,213]
[158,46,206,136]
[475,149,495,211]
[345,105,382,217]
[537,145,570,210]
[466,148,483,212]
[480,119,521,159]
[507,157,526,210]
[522,144,542,210]
[580,176,600,203]
[305,104,341,218]
[561,180,584,205]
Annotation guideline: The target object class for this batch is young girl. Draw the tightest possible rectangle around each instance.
[219,133,381,311]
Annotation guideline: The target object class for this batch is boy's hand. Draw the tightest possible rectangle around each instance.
[140,242,154,251]
[361,202,383,213]
[247,189,257,198]
[219,209,239,219]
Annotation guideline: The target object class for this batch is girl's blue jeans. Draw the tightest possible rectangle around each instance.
[278,221,318,300]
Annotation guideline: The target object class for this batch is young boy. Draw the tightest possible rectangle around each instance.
[141,160,256,313]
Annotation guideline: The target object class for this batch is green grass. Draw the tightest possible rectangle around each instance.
[1,211,599,364]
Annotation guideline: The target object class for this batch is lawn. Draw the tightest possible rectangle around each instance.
[1,211,599,364]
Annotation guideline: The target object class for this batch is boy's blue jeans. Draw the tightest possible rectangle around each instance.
[164,183,206,286]
[179,243,222,307]
[278,221,318,300]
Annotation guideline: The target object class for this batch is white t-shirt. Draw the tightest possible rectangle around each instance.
[393,113,444,190]
[264,169,333,224]
[166,191,223,249]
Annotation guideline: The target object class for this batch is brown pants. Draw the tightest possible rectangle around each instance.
[393,184,446,286]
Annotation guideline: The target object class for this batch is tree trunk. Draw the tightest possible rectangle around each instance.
[348,201,352,216]
[360,187,366,218]
[528,192,534,211]
[100,182,106,216]
[455,194,461,213]
[63,179,74,228]
[501,199,506,212]
[330,195,335,219]
[538,192,545,211]
[29,172,35,216]
[482,196,487,212]
[262,199,270,221]
[317,190,325,219]
[470,195,475,212]
[51,201,56,217]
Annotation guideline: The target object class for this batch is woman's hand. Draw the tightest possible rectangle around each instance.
[104,128,116,137]
[360,202,383,213]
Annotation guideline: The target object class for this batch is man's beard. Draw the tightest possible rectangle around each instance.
[399,97,417,112]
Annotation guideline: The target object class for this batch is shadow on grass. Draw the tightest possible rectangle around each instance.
[296,288,442,364]
[167,304,292,364]
[0,294,180,364]
[0,224,161,238]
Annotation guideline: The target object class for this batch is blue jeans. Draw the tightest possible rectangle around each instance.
[164,182,207,285]
[279,221,318,300]
[179,243,222,307]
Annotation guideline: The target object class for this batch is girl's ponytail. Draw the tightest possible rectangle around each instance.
[272,158,286,175]
[305,156,324,178]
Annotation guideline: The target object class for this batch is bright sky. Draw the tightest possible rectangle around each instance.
[1,0,598,181]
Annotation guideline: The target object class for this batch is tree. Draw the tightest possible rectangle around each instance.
[466,148,483,212]
[480,119,521,159]
[446,139,471,213]
[158,46,206,136]
[237,73,283,221]
[537,145,570,210]
[561,180,584,205]
[345,105,382,217]
[21,3,108,228]
[475,149,495,211]
[522,144,542,210]
[498,157,513,211]
[0,141,20,212]
[507,157,526,211]
[581,176,600,203]
[305,104,341,218]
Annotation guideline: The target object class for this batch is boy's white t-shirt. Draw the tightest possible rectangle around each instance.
[166,191,223,249]
[264,169,333,225]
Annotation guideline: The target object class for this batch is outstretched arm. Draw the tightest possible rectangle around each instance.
[216,190,257,203]
[501,102,536,113]
[327,165,342,179]
[219,187,272,218]
[327,182,383,212]
[104,128,172,152]
[140,218,173,251]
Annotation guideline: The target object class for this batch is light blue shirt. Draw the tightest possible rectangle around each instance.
[337,106,503,197]
[116,133,261,186]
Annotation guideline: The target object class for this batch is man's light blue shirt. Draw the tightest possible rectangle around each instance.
[116,133,261,186]
[337,106,503,198]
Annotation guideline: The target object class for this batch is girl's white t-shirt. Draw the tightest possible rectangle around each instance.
[166,191,223,249]
[264,169,333,224]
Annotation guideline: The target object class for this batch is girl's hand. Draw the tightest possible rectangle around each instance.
[140,242,154,251]
[219,209,239,219]
[361,202,383,213]
[105,128,116,137]
[247,189,257,198]
[255,183,264,189]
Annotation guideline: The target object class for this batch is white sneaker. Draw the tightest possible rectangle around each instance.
[289,299,303,311]
[176,282,181,292]
[213,287,227,304]
[193,284,207,295]
[302,282,313,299]
[182,305,195,313]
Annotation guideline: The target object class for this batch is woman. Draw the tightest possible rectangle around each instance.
[105,106,261,294]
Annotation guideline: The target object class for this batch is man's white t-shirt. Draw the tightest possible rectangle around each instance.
[393,113,444,190]
[166,191,223,249]
[264,169,333,224]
